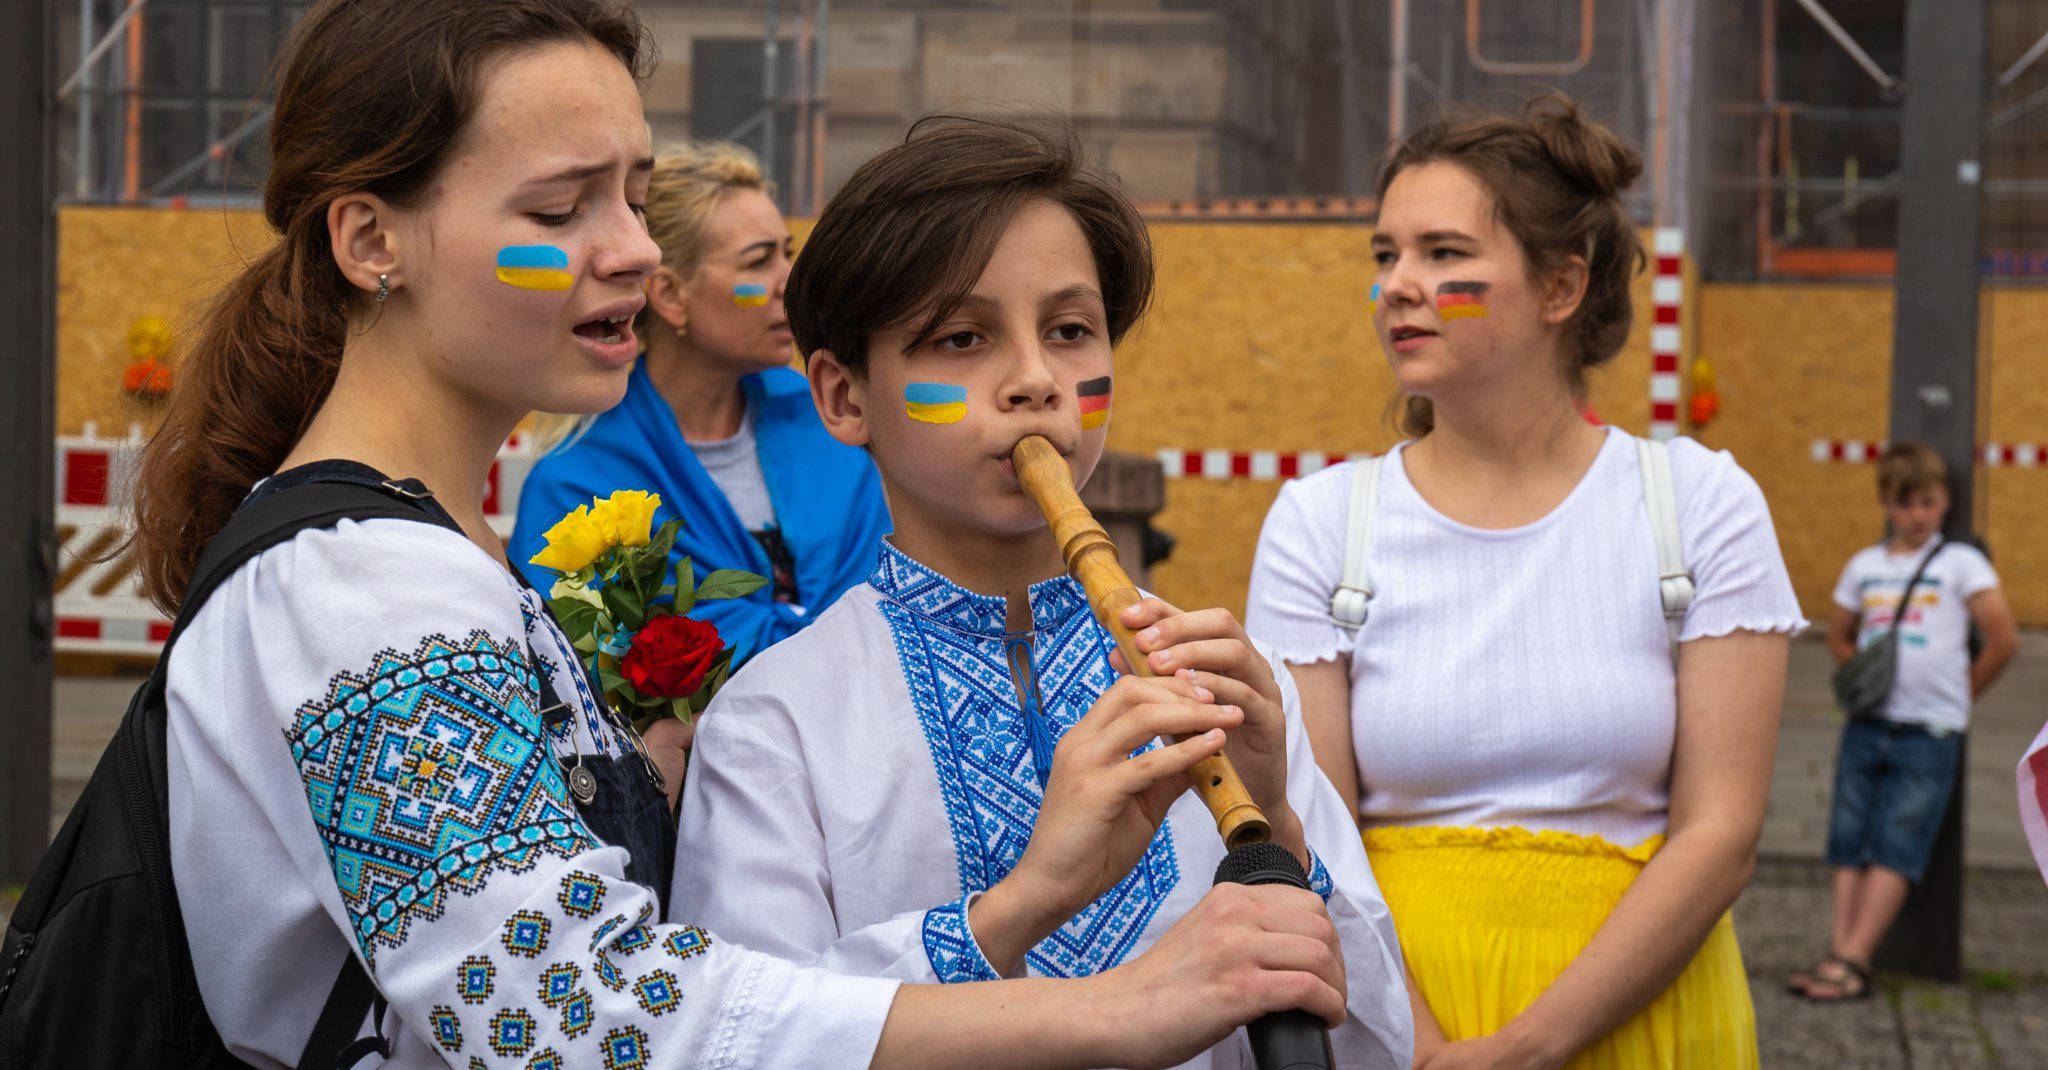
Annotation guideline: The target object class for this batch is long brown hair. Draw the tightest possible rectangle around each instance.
[129,0,653,613]
[1375,94,1646,436]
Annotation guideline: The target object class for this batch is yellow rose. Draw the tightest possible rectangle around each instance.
[528,505,609,573]
[590,490,661,548]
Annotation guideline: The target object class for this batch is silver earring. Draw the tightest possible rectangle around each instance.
[375,274,389,303]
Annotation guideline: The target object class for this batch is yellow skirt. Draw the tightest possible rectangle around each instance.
[1364,826,1758,1070]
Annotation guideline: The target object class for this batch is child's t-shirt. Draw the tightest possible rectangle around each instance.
[1832,538,1999,733]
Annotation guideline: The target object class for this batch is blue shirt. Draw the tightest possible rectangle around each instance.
[511,360,892,666]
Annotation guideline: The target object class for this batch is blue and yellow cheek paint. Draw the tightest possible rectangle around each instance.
[1077,375,1112,430]
[904,383,968,425]
[732,282,769,308]
[1368,282,1380,316]
[496,245,573,291]
[1435,280,1490,320]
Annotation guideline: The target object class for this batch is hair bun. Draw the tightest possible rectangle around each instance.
[1524,94,1642,199]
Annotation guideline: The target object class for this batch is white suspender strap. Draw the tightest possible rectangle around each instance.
[1329,455,1384,631]
[1637,436,1694,646]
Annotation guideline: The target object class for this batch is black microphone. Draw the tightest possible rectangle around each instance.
[1212,841,1337,1070]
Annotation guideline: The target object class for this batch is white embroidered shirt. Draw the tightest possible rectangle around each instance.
[674,541,1412,1070]
[166,517,898,1069]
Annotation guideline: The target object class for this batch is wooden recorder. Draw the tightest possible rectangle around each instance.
[1011,434,1271,850]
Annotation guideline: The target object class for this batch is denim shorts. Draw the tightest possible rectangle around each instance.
[1824,717,1963,883]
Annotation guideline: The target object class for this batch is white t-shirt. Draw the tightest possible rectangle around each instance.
[1246,427,1807,849]
[167,515,896,1069]
[1832,538,1999,733]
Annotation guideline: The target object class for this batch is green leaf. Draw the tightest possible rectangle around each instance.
[670,557,697,614]
[668,696,692,722]
[602,582,647,632]
[548,596,606,642]
[695,569,768,601]
[597,662,630,697]
[571,632,600,654]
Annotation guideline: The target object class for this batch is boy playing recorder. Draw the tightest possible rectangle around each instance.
[670,116,1411,1069]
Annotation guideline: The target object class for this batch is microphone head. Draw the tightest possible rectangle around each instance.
[1213,840,1310,890]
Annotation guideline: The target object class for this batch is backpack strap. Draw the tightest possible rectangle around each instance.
[1635,437,1694,647]
[1328,456,1384,631]
[164,478,455,1070]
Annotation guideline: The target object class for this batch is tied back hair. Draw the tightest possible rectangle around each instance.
[127,0,653,613]
[1374,93,1646,437]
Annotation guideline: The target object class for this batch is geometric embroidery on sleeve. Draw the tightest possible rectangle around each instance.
[525,1048,565,1070]
[633,969,681,1015]
[284,631,598,963]
[1306,849,1334,902]
[662,927,712,961]
[920,894,1001,984]
[458,956,496,1004]
[560,989,595,1038]
[602,1024,651,1070]
[430,1005,464,1051]
[558,871,608,918]
[503,911,551,958]
[537,963,582,1007]
[488,1008,537,1057]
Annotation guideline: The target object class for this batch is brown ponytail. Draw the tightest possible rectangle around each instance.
[129,0,653,613]
[1375,93,1646,437]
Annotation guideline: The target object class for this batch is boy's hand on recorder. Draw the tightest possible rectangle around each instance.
[969,674,1239,975]
[1115,598,1308,866]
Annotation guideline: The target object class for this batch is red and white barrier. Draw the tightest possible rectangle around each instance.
[1154,449,1373,482]
[54,428,538,656]
[1809,439,2047,467]
[1650,227,1684,441]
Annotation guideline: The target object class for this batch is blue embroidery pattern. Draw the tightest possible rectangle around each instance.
[527,1048,565,1070]
[604,1025,651,1069]
[489,1008,537,1057]
[458,956,495,1004]
[634,969,681,1015]
[920,894,1000,982]
[561,989,594,1038]
[559,871,607,918]
[1307,850,1334,901]
[504,911,551,957]
[430,1005,463,1051]
[871,545,1180,981]
[286,631,597,961]
[538,963,581,1007]
[663,927,711,961]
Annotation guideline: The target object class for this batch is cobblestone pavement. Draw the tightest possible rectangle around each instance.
[16,632,2048,1066]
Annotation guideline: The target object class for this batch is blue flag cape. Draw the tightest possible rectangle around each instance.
[511,360,892,666]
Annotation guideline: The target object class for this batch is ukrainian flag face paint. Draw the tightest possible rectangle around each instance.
[904,382,968,425]
[496,245,573,291]
[1077,375,1112,430]
[732,282,769,307]
[1368,282,1381,316]
[1434,280,1490,320]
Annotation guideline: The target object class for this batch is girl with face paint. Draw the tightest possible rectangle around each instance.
[121,4,1349,1067]
[1249,95,1805,1070]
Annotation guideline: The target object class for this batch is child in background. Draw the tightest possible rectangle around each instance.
[1793,441,2019,1001]
[672,115,1412,1069]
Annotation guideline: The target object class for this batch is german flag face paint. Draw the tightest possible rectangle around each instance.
[904,382,967,425]
[1077,375,1112,430]
[496,245,573,291]
[1434,280,1490,320]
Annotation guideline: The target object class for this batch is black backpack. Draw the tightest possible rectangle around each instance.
[0,478,459,1070]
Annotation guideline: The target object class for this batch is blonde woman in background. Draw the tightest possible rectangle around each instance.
[512,142,891,675]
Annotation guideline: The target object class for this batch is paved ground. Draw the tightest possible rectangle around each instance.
[14,632,2048,1066]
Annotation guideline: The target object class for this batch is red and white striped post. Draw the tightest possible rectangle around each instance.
[1649,227,1684,441]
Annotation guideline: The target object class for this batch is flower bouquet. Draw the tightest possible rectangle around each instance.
[527,490,765,725]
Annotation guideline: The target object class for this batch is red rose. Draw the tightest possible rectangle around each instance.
[620,615,723,699]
